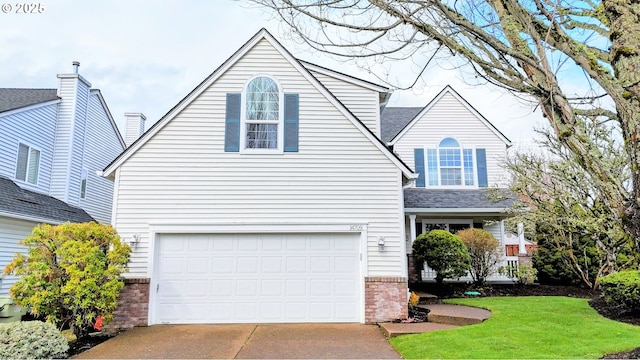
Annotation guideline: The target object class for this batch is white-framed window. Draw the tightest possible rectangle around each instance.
[427,137,475,187]
[15,142,40,185]
[80,169,88,199]
[421,219,474,235]
[241,76,283,151]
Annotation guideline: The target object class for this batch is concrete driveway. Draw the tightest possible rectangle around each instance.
[73,324,402,359]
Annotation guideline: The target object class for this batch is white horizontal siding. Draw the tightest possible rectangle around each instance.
[78,94,123,223]
[309,70,380,137]
[0,104,57,193]
[50,77,77,202]
[114,39,405,278]
[0,216,38,297]
[66,80,90,207]
[394,92,509,187]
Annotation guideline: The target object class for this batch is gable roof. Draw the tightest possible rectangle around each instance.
[90,89,127,149]
[388,85,512,146]
[380,107,423,143]
[0,88,59,113]
[404,188,516,212]
[299,60,391,93]
[103,28,416,179]
[0,176,94,224]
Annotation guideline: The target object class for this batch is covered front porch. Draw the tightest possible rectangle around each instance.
[403,188,530,284]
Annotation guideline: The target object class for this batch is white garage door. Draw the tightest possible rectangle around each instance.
[153,233,361,324]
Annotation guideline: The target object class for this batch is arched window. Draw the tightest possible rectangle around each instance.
[245,76,280,149]
[425,137,475,186]
[438,138,462,185]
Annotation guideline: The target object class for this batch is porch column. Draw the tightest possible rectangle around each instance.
[517,222,526,255]
[409,214,417,244]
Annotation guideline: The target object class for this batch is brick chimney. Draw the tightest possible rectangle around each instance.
[124,113,146,147]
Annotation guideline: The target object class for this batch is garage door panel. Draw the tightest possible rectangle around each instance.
[285,279,306,296]
[335,279,357,296]
[336,302,358,319]
[236,279,258,296]
[187,258,209,274]
[260,303,283,320]
[238,238,258,251]
[335,256,357,272]
[210,303,233,321]
[309,302,331,320]
[286,238,307,251]
[262,237,283,251]
[310,238,331,251]
[261,257,283,273]
[162,280,185,297]
[211,257,233,273]
[188,238,211,251]
[158,258,184,275]
[211,279,233,295]
[261,279,283,296]
[213,237,234,251]
[309,280,331,296]
[155,233,361,324]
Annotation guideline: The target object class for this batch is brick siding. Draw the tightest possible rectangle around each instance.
[105,278,150,333]
[364,277,408,323]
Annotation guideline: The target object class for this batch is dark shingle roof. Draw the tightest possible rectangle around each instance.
[0,176,94,223]
[404,188,517,210]
[0,88,59,113]
[380,107,423,143]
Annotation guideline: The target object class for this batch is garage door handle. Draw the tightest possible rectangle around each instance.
[156,284,159,293]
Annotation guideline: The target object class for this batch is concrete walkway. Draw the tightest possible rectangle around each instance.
[380,304,492,337]
[73,324,401,359]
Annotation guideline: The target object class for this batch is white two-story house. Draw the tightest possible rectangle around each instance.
[102,29,519,329]
[0,63,145,297]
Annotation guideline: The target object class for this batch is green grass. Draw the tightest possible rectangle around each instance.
[390,296,640,359]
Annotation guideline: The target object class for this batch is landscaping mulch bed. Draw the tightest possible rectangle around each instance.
[67,333,115,357]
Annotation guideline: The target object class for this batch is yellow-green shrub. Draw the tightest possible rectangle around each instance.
[3,222,131,339]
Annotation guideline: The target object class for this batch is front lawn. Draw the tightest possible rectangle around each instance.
[390,296,640,359]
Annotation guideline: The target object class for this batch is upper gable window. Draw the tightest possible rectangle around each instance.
[15,142,40,185]
[415,139,487,188]
[244,76,281,150]
[424,137,475,187]
[225,79,298,153]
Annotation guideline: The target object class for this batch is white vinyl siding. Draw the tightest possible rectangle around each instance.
[0,104,57,193]
[309,70,380,137]
[50,75,90,205]
[113,39,405,278]
[0,216,38,297]
[78,93,124,223]
[394,92,508,187]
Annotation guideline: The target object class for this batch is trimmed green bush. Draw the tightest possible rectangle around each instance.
[599,270,640,311]
[413,230,471,284]
[0,321,69,359]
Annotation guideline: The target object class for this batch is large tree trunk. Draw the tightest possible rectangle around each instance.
[604,0,640,253]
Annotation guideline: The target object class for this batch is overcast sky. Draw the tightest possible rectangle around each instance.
[0,0,545,145]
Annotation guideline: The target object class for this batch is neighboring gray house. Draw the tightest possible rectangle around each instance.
[102,29,518,329]
[0,63,144,297]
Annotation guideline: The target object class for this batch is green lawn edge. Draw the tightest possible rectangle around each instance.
[390,296,640,359]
